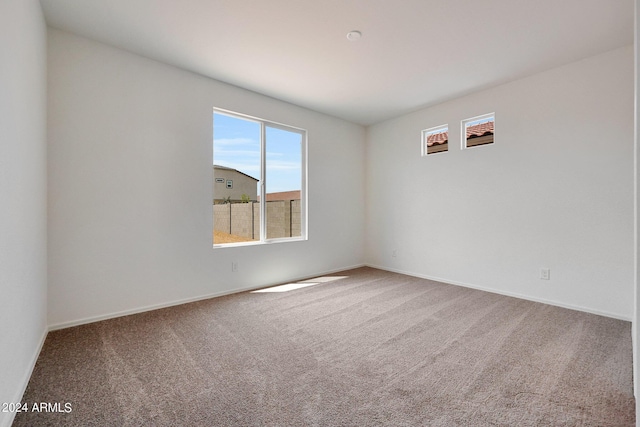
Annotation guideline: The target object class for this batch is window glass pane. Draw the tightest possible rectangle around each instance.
[422,125,448,155]
[265,125,302,239]
[463,114,494,148]
[212,109,306,247]
[213,112,261,244]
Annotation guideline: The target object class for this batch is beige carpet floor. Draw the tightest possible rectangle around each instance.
[14,267,635,426]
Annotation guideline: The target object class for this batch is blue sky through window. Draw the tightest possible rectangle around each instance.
[465,116,494,127]
[213,112,302,193]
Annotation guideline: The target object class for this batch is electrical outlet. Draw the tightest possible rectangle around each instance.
[232,261,238,272]
[540,268,550,280]
[392,249,397,258]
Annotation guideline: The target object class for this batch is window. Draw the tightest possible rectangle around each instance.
[213,109,306,246]
[422,125,448,155]
[462,113,494,149]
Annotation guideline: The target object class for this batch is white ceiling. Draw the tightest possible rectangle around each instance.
[40,0,634,126]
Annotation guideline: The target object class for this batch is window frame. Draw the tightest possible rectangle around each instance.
[461,112,495,150]
[213,108,308,248]
[421,124,449,156]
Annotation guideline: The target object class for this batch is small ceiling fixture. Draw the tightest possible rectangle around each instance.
[346,30,362,41]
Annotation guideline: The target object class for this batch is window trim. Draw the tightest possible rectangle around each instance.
[461,112,495,150]
[421,124,449,156]
[213,108,308,247]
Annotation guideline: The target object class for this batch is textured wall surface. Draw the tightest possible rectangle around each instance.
[0,1,48,426]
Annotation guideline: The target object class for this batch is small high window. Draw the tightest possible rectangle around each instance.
[422,125,448,155]
[462,113,494,149]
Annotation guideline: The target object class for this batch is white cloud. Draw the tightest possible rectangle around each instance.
[266,159,301,171]
[215,149,260,157]
[214,137,258,147]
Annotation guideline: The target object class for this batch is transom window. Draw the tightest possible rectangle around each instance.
[422,125,449,155]
[462,113,495,149]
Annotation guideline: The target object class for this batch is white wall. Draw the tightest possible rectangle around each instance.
[0,0,48,426]
[634,0,639,417]
[47,29,365,328]
[366,46,634,319]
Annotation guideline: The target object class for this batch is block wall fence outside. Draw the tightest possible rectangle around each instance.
[213,200,301,240]
[232,203,255,238]
[214,203,231,234]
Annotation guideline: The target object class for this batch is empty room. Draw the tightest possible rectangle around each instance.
[2,0,640,426]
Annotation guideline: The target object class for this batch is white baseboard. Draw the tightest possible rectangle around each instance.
[48,263,366,331]
[2,327,48,427]
[365,263,632,322]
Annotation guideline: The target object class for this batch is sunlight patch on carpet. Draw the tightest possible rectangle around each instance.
[252,276,348,293]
